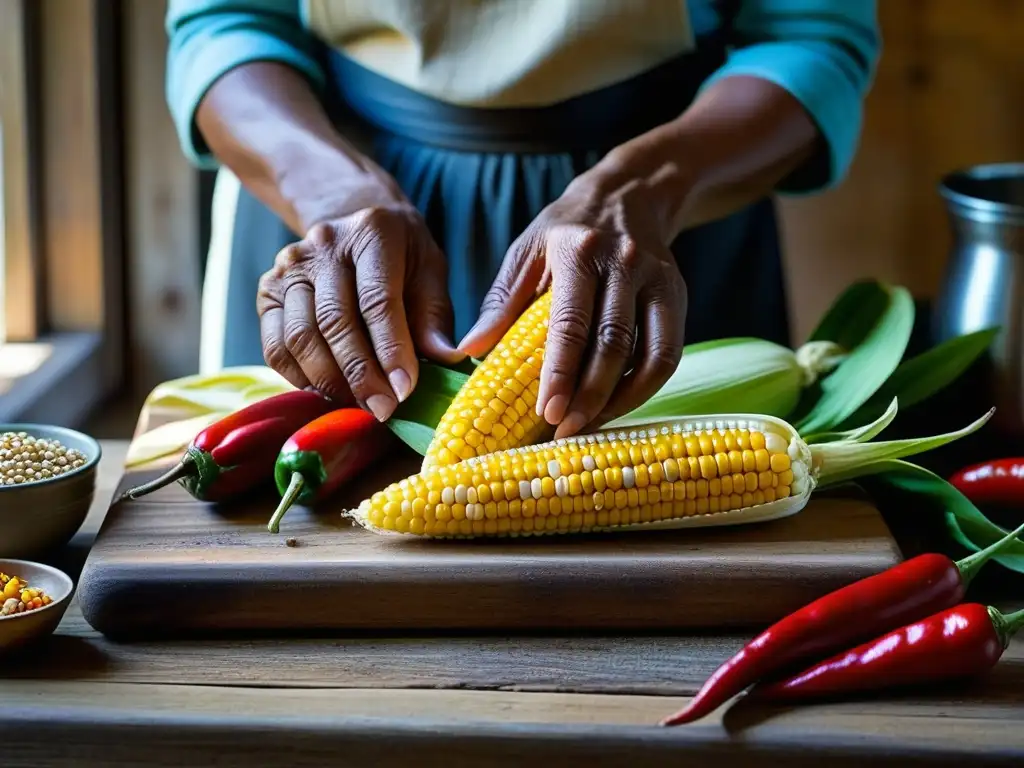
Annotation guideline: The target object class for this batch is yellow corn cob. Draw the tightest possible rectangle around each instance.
[422,291,553,469]
[346,404,993,539]
[349,415,812,539]
[422,290,847,471]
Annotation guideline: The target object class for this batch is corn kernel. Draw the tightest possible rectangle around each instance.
[754,448,771,473]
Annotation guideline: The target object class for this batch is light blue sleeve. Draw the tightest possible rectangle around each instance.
[166,0,326,169]
[700,0,880,193]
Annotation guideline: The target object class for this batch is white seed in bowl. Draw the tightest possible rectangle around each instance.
[0,431,88,485]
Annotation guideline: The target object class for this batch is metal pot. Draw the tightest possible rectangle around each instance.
[933,163,1024,438]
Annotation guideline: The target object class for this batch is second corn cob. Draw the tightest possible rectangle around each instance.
[356,416,803,537]
[346,405,992,539]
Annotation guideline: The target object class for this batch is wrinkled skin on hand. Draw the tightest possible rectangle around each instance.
[460,172,689,438]
[257,203,463,421]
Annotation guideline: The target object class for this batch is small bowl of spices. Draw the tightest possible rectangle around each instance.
[0,560,74,653]
[0,424,101,558]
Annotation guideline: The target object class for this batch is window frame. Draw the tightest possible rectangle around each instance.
[0,0,125,427]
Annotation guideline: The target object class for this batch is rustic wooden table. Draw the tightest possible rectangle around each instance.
[6,440,1024,767]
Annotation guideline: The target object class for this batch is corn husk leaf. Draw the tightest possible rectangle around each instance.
[384,419,438,456]
[386,363,471,453]
[604,338,811,429]
[795,280,915,434]
[834,327,999,432]
[142,366,296,415]
[124,412,225,469]
[859,460,1024,575]
[804,397,899,445]
[452,357,482,375]
[813,408,994,487]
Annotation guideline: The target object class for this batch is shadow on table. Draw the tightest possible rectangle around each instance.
[0,632,112,680]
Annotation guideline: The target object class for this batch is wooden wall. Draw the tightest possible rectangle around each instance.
[778,0,1024,341]
[122,0,202,399]
[119,0,1024,391]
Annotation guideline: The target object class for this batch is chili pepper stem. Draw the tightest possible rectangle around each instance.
[990,606,1024,649]
[117,458,194,503]
[956,521,1024,587]
[268,473,306,534]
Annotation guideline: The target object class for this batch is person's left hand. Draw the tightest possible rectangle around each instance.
[458,168,688,439]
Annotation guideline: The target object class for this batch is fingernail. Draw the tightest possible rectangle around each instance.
[388,369,412,403]
[543,394,569,426]
[457,333,480,354]
[557,410,589,438]
[429,329,466,362]
[429,328,456,351]
[366,393,397,422]
[458,317,489,352]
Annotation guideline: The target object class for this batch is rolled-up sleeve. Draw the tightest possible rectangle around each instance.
[166,0,326,168]
[701,0,880,193]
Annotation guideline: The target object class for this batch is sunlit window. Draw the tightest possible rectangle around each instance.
[0,0,121,425]
[0,117,6,346]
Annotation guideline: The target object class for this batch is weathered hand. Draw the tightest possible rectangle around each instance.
[460,171,688,438]
[258,203,463,421]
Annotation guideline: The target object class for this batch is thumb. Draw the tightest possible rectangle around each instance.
[459,232,546,358]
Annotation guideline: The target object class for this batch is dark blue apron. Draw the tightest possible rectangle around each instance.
[218,18,791,366]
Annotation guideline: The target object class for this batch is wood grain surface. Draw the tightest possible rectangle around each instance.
[7,439,1023,767]
[76,413,903,637]
[7,680,1024,767]
[11,597,1024,698]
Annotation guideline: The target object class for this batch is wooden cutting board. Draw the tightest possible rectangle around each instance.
[77,407,903,639]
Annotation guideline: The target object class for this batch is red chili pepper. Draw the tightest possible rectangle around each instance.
[267,408,392,533]
[949,458,1024,507]
[659,519,1024,726]
[751,602,1024,703]
[121,390,337,502]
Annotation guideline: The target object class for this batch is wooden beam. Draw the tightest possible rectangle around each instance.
[6,682,1024,767]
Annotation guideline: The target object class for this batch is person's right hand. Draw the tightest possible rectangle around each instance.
[257,202,463,422]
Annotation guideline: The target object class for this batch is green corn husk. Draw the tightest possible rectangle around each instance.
[792,280,916,435]
[832,327,999,432]
[388,363,473,454]
[602,337,845,429]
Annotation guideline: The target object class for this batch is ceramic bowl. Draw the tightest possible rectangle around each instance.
[0,424,101,558]
[0,559,74,654]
